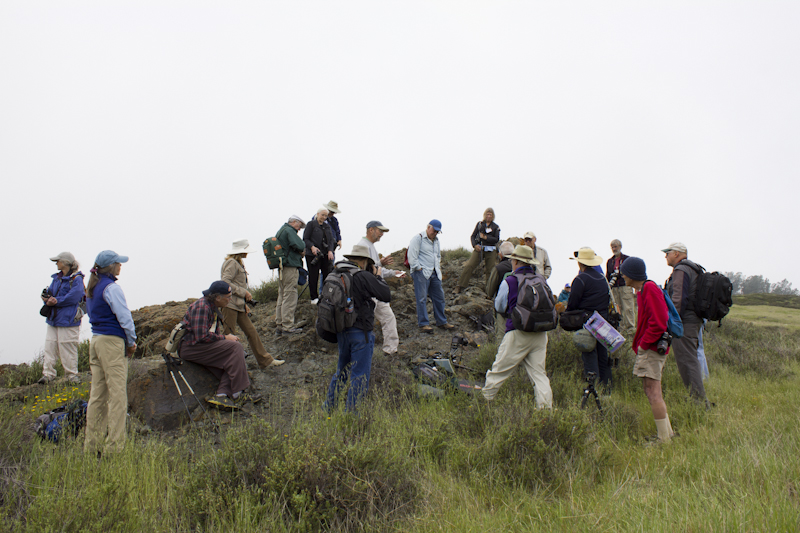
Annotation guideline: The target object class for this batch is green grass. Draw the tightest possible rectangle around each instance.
[733,293,800,309]
[3,313,800,530]
[728,304,800,331]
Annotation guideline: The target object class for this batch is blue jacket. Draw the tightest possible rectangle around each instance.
[45,271,85,328]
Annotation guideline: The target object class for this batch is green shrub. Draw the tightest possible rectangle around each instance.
[250,279,280,303]
[441,247,472,263]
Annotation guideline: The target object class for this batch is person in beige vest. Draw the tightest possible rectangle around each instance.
[220,239,284,369]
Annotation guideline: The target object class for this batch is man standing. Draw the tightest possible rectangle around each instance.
[323,245,391,413]
[482,245,552,408]
[485,241,515,299]
[606,239,637,334]
[323,200,343,252]
[275,215,306,335]
[620,257,675,443]
[357,220,405,355]
[663,242,709,404]
[303,207,335,304]
[522,231,552,279]
[407,220,455,333]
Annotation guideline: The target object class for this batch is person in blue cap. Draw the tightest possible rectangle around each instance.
[407,220,455,333]
[84,250,137,455]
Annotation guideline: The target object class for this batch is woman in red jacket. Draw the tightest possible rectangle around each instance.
[620,257,676,444]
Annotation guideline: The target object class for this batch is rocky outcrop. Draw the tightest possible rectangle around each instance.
[131,299,197,358]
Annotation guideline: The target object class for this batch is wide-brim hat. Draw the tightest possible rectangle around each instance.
[324,200,341,214]
[344,244,375,267]
[229,239,254,255]
[570,247,603,267]
[508,245,540,266]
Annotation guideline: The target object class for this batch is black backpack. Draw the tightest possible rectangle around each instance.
[510,272,558,332]
[687,263,733,323]
[317,266,358,334]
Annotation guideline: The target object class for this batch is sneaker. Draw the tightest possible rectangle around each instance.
[207,395,239,410]
[437,323,456,330]
[420,325,434,334]
[310,298,319,305]
[235,391,263,405]
[269,359,286,367]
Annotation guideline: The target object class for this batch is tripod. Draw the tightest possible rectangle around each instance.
[580,371,603,412]
[161,352,218,433]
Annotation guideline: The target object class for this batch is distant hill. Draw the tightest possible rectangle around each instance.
[733,293,800,309]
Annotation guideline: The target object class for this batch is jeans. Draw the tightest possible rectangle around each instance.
[582,341,612,389]
[325,328,375,413]
[411,270,447,327]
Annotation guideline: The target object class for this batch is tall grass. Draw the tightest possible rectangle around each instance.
[2,318,800,531]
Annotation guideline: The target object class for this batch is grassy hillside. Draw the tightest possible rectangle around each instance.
[733,293,800,309]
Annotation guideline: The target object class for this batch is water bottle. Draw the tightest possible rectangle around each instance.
[345,297,354,314]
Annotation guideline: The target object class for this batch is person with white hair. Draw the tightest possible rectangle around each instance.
[303,207,336,304]
[275,215,307,335]
[39,252,85,384]
[485,240,516,299]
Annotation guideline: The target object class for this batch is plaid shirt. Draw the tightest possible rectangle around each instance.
[181,297,226,346]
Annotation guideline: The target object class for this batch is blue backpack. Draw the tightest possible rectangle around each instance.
[35,400,88,443]
[648,281,683,338]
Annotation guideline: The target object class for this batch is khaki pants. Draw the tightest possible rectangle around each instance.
[84,335,128,454]
[276,266,300,330]
[43,325,79,379]
[373,300,399,354]
[482,329,551,408]
[612,286,637,332]
[458,250,498,289]
[222,307,273,367]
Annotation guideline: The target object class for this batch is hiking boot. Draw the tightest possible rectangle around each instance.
[420,325,434,334]
[236,391,263,405]
[207,395,239,410]
[37,376,52,385]
[437,323,456,330]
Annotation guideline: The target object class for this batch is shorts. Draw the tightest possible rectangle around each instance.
[632,347,667,381]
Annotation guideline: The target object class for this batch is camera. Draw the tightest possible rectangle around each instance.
[42,288,52,299]
[248,300,259,307]
[656,331,672,355]
[450,335,469,349]
[309,251,324,267]
[585,371,597,384]
[608,270,620,286]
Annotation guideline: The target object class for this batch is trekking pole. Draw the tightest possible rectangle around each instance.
[161,353,219,433]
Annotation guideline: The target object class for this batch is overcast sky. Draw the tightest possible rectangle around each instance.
[2,1,798,365]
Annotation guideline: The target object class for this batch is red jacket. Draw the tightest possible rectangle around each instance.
[632,281,669,354]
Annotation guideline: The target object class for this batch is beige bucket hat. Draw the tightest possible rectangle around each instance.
[344,244,374,267]
[229,239,255,255]
[570,247,603,267]
[324,200,341,214]
[508,245,540,266]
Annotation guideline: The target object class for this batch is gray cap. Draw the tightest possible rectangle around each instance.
[50,252,76,264]
[661,242,688,254]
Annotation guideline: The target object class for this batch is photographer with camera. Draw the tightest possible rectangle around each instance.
[606,239,636,334]
[39,252,85,385]
[482,245,552,408]
[620,256,675,444]
[304,207,335,304]
[221,240,284,370]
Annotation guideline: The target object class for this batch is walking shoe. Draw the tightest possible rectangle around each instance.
[284,327,303,335]
[420,325,434,334]
[207,395,239,410]
[437,323,456,330]
[310,298,319,305]
[235,391,263,405]
[37,376,52,385]
[269,359,286,367]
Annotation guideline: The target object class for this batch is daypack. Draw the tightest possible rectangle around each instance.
[686,264,733,323]
[34,400,88,443]
[510,272,558,332]
[165,322,187,353]
[263,235,287,270]
[648,281,683,338]
[317,267,357,334]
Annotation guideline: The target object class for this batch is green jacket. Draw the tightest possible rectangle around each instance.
[276,223,306,268]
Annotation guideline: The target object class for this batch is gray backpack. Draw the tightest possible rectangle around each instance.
[510,272,558,332]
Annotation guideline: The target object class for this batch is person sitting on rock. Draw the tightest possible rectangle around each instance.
[455,207,500,293]
[179,280,257,410]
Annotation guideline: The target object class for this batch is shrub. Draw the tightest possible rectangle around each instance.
[250,279,280,303]
[441,247,472,263]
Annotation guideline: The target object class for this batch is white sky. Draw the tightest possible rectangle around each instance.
[2,1,798,364]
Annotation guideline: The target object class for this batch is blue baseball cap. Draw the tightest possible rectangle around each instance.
[95,250,129,268]
[428,219,442,232]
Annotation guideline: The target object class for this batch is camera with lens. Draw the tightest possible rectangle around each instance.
[608,270,620,286]
[656,331,672,355]
[41,288,53,299]
[309,251,324,267]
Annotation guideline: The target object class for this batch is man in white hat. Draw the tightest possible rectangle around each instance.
[662,242,709,404]
[322,244,392,413]
[522,231,552,279]
[357,220,405,355]
[482,245,552,408]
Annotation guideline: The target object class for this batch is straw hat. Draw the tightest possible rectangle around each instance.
[229,239,255,255]
[508,245,540,266]
[324,200,341,214]
[569,247,603,267]
[344,244,375,267]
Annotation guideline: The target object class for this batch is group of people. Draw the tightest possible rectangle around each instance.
[39,200,712,451]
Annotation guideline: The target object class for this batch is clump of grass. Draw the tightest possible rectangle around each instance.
[705,318,800,378]
[441,247,472,263]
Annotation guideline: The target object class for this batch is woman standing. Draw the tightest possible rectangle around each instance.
[567,247,612,390]
[39,252,85,384]
[456,208,500,293]
[220,239,284,369]
[84,250,137,455]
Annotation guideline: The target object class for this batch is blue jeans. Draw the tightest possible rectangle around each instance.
[582,341,612,388]
[325,328,375,413]
[411,270,447,327]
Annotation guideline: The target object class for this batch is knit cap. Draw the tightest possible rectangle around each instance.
[620,256,647,281]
